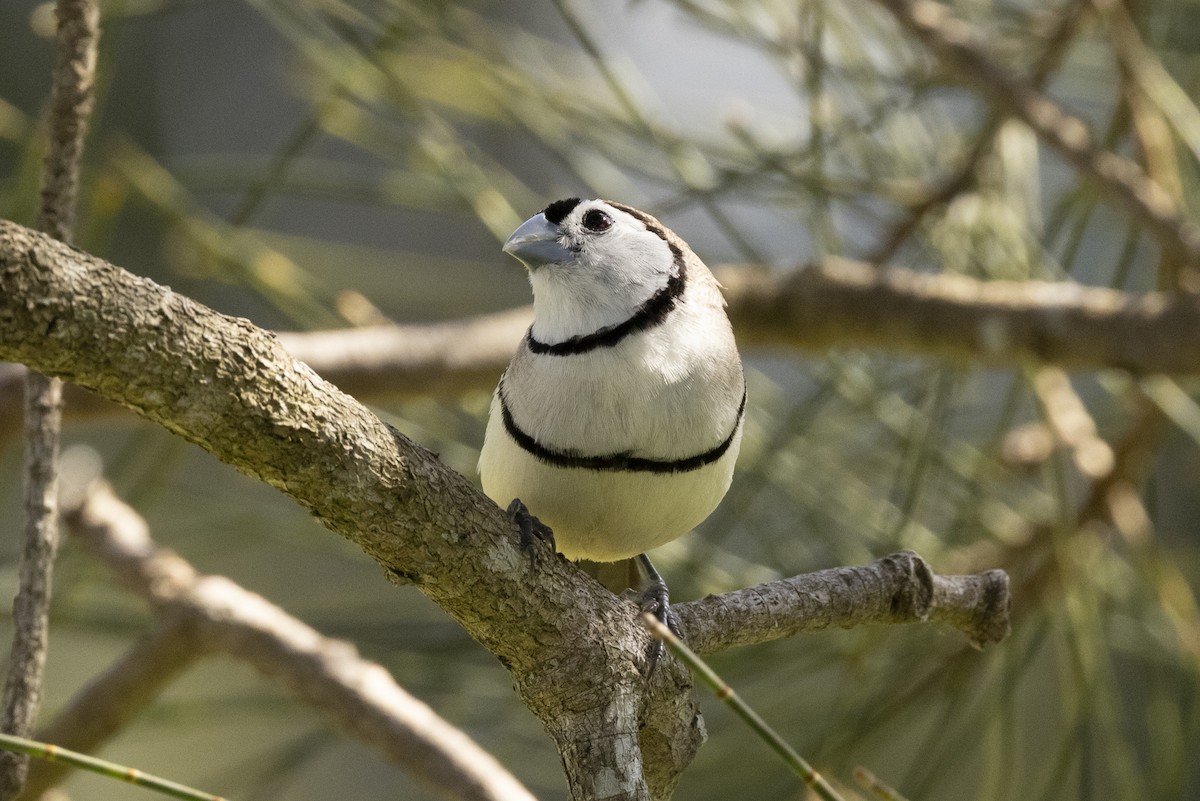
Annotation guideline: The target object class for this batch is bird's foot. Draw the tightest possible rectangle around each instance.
[637,554,682,678]
[507,499,556,562]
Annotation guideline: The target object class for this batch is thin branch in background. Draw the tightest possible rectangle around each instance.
[872,0,1200,286]
[1030,367,1114,480]
[716,258,1200,373]
[47,468,537,801]
[870,0,1087,264]
[0,1,99,798]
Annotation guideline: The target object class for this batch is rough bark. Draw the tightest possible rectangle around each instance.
[676,552,1010,655]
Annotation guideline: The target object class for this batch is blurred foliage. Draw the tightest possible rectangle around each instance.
[3,0,1200,798]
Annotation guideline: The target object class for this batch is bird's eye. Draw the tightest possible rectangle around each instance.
[581,209,614,233]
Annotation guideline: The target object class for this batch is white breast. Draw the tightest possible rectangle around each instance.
[478,281,744,562]
[479,414,741,562]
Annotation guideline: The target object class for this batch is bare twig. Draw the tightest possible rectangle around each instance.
[0,1,99,797]
[675,551,1011,655]
[46,475,538,801]
[872,0,1200,284]
[1,374,64,801]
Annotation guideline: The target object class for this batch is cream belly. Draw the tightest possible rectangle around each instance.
[479,401,742,562]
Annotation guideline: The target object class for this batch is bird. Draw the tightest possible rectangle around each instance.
[478,198,745,669]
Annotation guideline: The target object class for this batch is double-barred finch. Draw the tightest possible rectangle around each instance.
[479,198,746,657]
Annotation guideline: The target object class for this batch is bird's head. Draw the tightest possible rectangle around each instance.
[502,198,683,342]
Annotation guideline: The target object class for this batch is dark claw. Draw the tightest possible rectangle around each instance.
[507,498,555,562]
[637,554,681,678]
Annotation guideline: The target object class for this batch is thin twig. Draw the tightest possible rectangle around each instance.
[0,1,99,798]
[54,475,538,801]
[675,551,1011,654]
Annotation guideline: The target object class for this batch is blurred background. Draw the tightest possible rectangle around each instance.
[2,0,1200,798]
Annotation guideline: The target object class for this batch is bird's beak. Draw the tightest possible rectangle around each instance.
[502,213,572,269]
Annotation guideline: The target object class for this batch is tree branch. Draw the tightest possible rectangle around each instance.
[676,552,1010,655]
[717,259,1200,373]
[0,220,1010,799]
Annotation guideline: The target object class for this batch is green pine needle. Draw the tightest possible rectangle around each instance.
[643,614,847,801]
[0,733,227,801]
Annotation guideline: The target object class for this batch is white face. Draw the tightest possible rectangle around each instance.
[523,199,679,341]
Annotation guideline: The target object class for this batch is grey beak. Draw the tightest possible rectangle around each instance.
[503,213,572,269]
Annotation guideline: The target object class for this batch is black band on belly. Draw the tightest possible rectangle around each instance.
[527,244,687,357]
[500,385,746,474]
